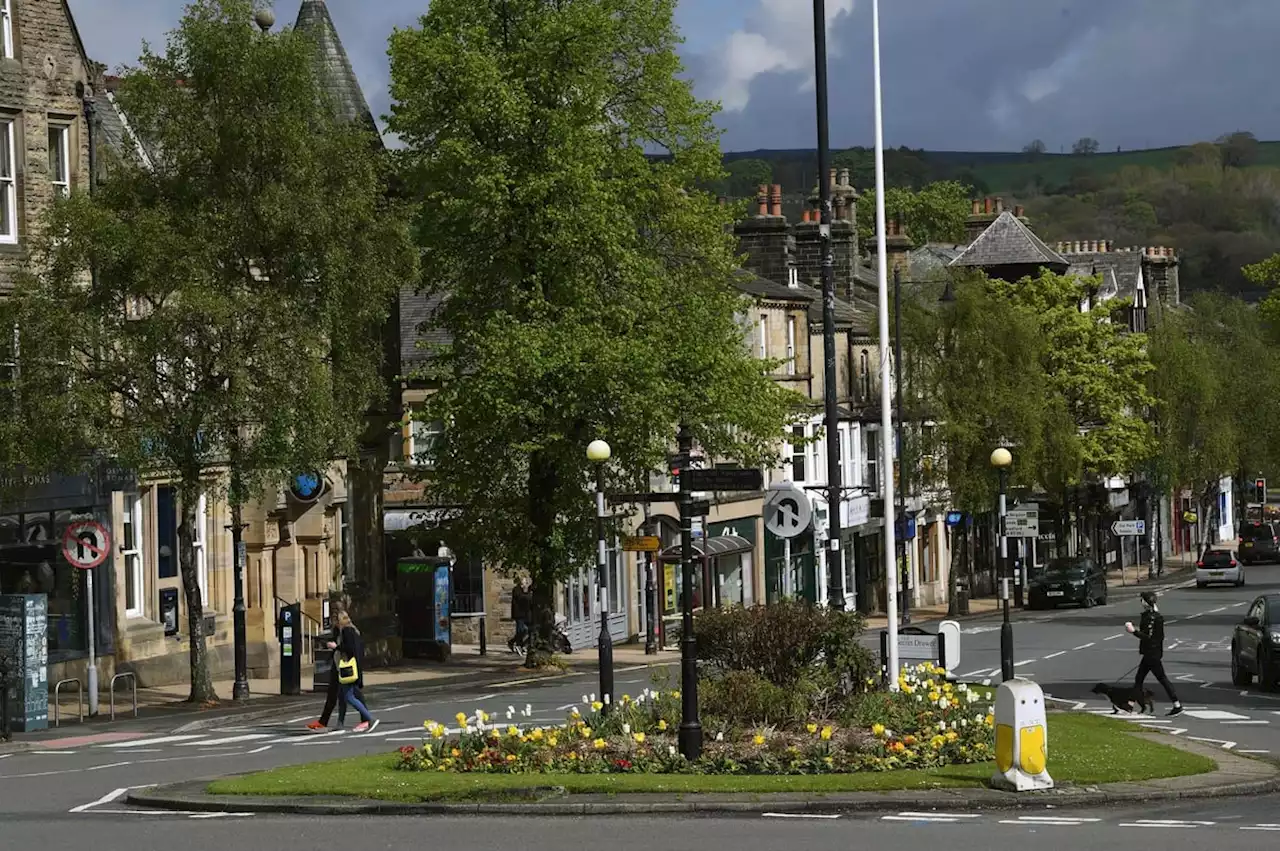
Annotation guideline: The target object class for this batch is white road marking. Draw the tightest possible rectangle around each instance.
[473,693,499,701]
[99,735,206,749]
[70,786,130,813]
[1209,606,1228,613]
[1185,709,1248,720]
[894,812,982,819]
[1001,816,1101,825]
[1239,749,1270,754]
[1241,826,1280,831]
[276,730,343,743]
[1073,642,1095,650]
[1104,634,1124,640]
[245,745,272,755]
[379,703,415,712]
[112,749,163,754]
[32,750,78,755]
[1232,602,1248,607]
[556,703,579,711]
[86,762,134,772]
[1043,651,1066,659]
[179,734,273,747]
[1223,720,1269,725]
[881,816,968,823]
[1119,822,1199,828]
[1014,659,1035,667]
[285,715,313,724]
[0,754,9,759]
[763,813,840,819]
[1186,736,1237,749]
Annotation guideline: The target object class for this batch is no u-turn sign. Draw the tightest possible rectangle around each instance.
[62,520,111,569]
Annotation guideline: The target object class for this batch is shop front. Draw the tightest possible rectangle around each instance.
[656,533,754,644]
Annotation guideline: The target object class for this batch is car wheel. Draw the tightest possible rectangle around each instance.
[1237,575,1246,587]
[1232,645,1253,687]
[1196,581,1207,589]
[1083,594,1094,609]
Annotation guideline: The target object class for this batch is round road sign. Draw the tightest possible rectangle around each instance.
[62,519,111,569]
[764,482,813,539]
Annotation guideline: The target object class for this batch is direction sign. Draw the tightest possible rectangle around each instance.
[1005,507,1039,538]
[682,467,763,492]
[689,499,711,517]
[62,519,110,569]
[1111,519,1146,537]
[764,483,812,539]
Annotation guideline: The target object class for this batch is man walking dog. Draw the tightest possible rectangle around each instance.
[1126,590,1184,717]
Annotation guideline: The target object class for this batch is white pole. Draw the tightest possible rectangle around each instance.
[86,569,98,716]
[872,0,900,689]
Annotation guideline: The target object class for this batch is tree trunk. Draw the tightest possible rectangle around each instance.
[524,450,559,668]
[946,525,959,616]
[179,478,217,704]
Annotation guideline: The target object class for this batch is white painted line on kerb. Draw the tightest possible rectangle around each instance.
[1210,606,1228,613]
[1043,651,1066,659]
[1223,720,1269,725]
[1002,816,1101,824]
[1241,826,1280,831]
[556,703,579,711]
[285,715,313,724]
[1104,634,1124,640]
[0,753,9,759]
[379,704,414,713]
[99,735,206,749]
[958,669,992,678]
[763,813,841,819]
[1119,823,1197,829]
[1073,642,1095,650]
[1239,749,1271,754]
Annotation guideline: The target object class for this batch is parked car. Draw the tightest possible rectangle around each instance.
[1231,594,1280,689]
[1195,548,1244,588]
[1027,557,1108,609]
[1238,522,1280,565]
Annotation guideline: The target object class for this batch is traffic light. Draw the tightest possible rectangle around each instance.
[1256,478,1267,504]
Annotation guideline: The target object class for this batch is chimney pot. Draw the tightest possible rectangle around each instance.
[769,184,783,217]
[838,167,850,187]
[757,185,769,216]
[984,197,993,214]
[1014,205,1025,218]
[1073,241,1082,253]
[995,197,1005,214]
[971,200,982,215]
[829,168,837,190]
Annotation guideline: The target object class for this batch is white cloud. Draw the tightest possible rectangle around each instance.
[705,0,855,112]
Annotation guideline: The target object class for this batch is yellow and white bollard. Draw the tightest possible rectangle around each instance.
[990,678,1053,792]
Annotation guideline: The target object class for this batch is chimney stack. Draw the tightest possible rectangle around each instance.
[769,184,783,217]
[983,197,993,214]
[1014,205,1025,218]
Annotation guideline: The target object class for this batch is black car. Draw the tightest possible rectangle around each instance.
[1238,522,1280,565]
[1027,557,1108,610]
[1231,593,1280,689]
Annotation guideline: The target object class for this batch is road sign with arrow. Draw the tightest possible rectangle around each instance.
[1111,520,1146,536]
[62,519,110,569]
[764,483,812,539]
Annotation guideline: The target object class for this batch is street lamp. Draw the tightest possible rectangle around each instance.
[587,439,615,711]
[991,446,1014,681]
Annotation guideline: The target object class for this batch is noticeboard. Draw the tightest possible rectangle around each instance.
[0,594,48,732]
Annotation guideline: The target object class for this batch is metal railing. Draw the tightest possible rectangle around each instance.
[109,672,137,721]
[53,678,83,727]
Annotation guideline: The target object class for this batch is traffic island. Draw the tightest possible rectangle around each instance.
[125,712,1277,817]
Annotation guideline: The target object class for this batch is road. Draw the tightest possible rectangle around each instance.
[5,559,1280,846]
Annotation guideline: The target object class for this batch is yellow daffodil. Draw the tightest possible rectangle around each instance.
[580,726,592,738]
[455,712,467,725]
[820,726,833,740]
[871,723,885,737]
[591,701,604,711]
[657,719,668,731]
[451,748,461,757]
[531,728,545,741]
[424,720,438,730]
[633,732,646,744]
[593,738,607,750]
[823,756,834,767]
[928,690,941,702]
[570,708,581,719]
[985,714,994,726]
[506,753,517,762]
[753,734,765,745]
[806,723,818,734]
[548,736,558,747]
[507,726,520,737]
[945,730,958,742]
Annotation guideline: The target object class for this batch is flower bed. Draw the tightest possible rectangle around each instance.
[396,663,995,776]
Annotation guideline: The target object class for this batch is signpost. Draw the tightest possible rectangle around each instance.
[62,519,110,716]
[682,468,763,492]
[1111,520,1146,537]
[1005,507,1039,538]
[764,483,812,540]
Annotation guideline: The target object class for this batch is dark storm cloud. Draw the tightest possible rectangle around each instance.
[695,0,1280,153]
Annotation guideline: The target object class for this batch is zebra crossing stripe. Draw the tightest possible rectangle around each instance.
[98,735,207,749]
[176,734,274,747]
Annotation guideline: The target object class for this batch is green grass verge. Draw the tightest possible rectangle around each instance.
[206,713,1216,803]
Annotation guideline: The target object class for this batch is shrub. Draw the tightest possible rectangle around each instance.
[693,599,876,688]
[698,670,818,731]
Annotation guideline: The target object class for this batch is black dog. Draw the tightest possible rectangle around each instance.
[1092,682,1154,715]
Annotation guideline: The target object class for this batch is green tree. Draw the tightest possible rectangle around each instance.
[988,270,1156,479]
[1071,137,1100,156]
[720,158,773,198]
[388,0,800,663]
[1218,131,1260,169]
[856,180,971,247]
[1023,139,1047,156]
[8,0,415,702]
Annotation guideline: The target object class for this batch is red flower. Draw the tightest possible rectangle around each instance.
[613,758,633,771]
[398,746,416,756]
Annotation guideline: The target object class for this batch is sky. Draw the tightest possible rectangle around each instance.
[68,0,1280,153]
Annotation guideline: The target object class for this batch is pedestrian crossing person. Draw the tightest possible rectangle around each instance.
[1126,591,1184,717]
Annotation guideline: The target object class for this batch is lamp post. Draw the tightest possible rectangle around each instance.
[587,439,615,711]
[676,424,702,759]
[812,0,844,608]
[991,447,1014,681]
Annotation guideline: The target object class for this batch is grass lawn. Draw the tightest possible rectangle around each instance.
[207,713,1216,803]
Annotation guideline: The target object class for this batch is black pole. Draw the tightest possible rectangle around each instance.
[1156,488,1165,577]
[644,508,657,655]
[229,457,250,703]
[998,466,1014,681]
[595,463,615,710]
[813,0,844,609]
[893,267,909,623]
[676,424,702,760]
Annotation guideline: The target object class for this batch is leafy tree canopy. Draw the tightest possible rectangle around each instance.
[856,180,972,247]
[387,0,800,652]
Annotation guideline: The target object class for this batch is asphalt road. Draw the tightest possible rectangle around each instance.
[5,560,1280,846]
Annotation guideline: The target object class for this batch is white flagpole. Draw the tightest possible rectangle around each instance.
[871,0,900,689]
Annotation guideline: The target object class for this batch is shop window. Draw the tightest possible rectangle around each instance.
[408,419,444,467]
[123,493,145,617]
[156,486,177,578]
[193,492,208,607]
[790,425,806,482]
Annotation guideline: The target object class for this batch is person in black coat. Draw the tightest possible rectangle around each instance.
[509,578,532,653]
[308,604,349,731]
[333,611,377,732]
[1126,591,1184,716]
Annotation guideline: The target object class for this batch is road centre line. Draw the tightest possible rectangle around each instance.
[1073,643,1095,650]
[1043,651,1066,659]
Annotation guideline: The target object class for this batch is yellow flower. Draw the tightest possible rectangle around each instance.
[753,734,766,745]
[451,748,461,757]
[657,719,668,731]
[506,753,517,762]
[871,723,885,737]
[437,765,447,772]
[591,701,604,711]
[823,756,834,767]
[806,723,818,734]
[424,720,438,730]
[820,726,833,741]
[455,712,467,725]
[432,727,445,739]
[479,711,490,722]
[568,751,579,761]
[548,736,558,747]
[633,732,646,744]
[531,728,545,741]
[985,714,994,726]
[507,726,520,738]
[570,708,581,719]
[593,738,607,750]
[945,730,958,742]
[928,690,941,702]
[930,735,946,749]
[622,694,632,703]
[580,726,592,738]
[671,690,680,698]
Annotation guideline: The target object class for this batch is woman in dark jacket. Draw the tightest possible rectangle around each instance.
[308,603,348,731]
[334,611,378,732]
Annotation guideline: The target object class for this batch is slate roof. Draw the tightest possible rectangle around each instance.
[1062,250,1143,302]
[949,211,1069,271]
[731,270,813,304]
[294,0,378,132]
[400,291,450,371]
